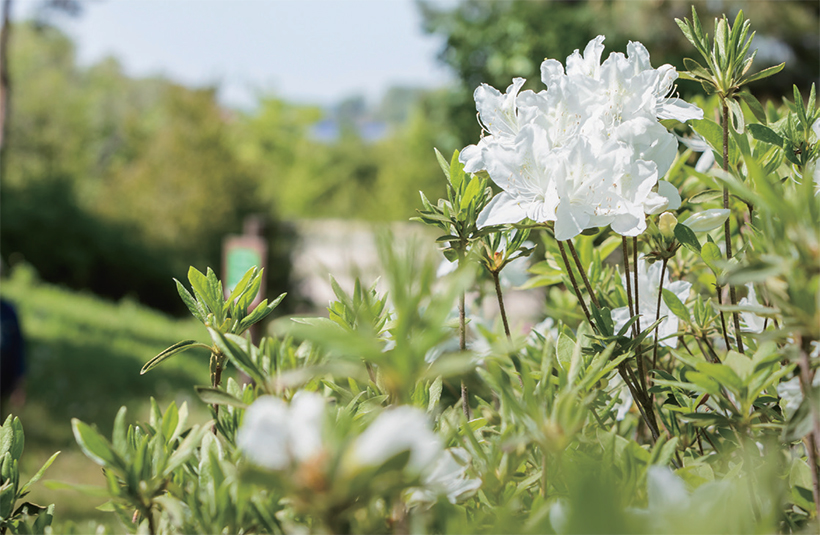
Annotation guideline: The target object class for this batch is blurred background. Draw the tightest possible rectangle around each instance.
[0,0,817,528]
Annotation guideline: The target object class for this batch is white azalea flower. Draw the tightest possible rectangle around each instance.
[465,35,701,240]
[238,391,326,470]
[738,284,766,333]
[406,447,482,506]
[611,257,691,348]
[681,208,730,232]
[350,406,442,474]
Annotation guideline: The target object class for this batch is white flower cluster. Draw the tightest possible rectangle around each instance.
[461,36,703,240]
[238,394,481,504]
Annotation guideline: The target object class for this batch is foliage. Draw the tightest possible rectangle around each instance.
[4,5,820,535]
[0,416,58,535]
[421,0,819,145]
[1,22,291,314]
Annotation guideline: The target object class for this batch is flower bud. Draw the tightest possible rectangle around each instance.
[681,209,730,232]
[658,212,678,239]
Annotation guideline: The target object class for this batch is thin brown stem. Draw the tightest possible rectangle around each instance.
[632,237,647,396]
[459,291,470,419]
[715,285,732,352]
[623,237,637,338]
[721,100,745,355]
[557,240,594,328]
[491,270,511,340]
[652,258,669,370]
[567,239,599,308]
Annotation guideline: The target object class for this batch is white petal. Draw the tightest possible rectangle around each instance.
[540,58,565,87]
[658,98,704,122]
[352,407,442,474]
[477,192,528,227]
[238,397,291,470]
[610,211,646,236]
[554,201,590,241]
[643,191,669,216]
[656,180,681,210]
[459,143,485,173]
[288,392,326,463]
[695,150,715,173]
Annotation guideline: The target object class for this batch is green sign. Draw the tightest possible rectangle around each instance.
[226,246,262,292]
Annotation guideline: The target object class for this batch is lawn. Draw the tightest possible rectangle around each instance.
[0,263,221,528]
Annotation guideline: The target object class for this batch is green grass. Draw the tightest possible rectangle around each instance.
[0,264,228,527]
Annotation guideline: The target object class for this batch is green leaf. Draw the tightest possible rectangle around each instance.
[727,98,745,134]
[742,63,785,85]
[674,223,701,253]
[687,190,723,204]
[737,90,767,124]
[434,148,451,181]
[71,419,124,473]
[698,362,743,393]
[449,150,464,190]
[691,118,736,166]
[747,124,784,147]
[174,279,206,323]
[701,242,722,276]
[19,452,60,496]
[195,386,249,409]
[428,376,443,412]
[208,329,266,386]
[662,289,690,324]
[682,57,712,80]
[164,424,211,477]
[141,340,207,375]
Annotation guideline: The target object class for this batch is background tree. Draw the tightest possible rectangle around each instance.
[420,0,819,145]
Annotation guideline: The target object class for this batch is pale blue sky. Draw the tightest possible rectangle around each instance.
[15,0,455,109]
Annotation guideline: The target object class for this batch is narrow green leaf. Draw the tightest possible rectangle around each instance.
[747,124,784,147]
[737,90,767,124]
[428,376,443,412]
[662,289,690,324]
[141,340,206,375]
[674,223,701,253]
[727,98,745,134]
[71,419,125,472]
[688,190,723,204]
[195,386,248,409]
[434,148,450,180]
[19,452,60,496]
[449,150,464,190]
[175,279,206,323]
[742,63,785,85]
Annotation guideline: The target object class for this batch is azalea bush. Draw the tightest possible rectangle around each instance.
[4,6,819,534]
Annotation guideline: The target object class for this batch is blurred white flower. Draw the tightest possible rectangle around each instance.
[406,447,482,506]
[680,208,730,232]
[738,284,766,333]
[238,391,325,470]
[778,373,820,419]
[528,317,559,345]
[611,257,691,348]
[609,374,634,421]
[676,132,715,174]
[350,406,442,474]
